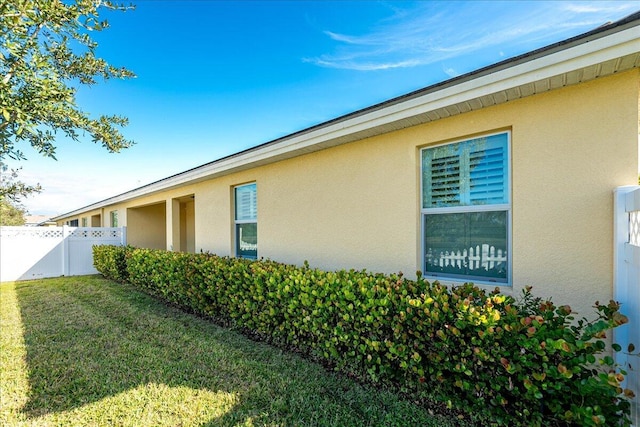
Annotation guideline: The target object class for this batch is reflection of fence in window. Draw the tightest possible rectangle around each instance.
[426,244,507,271]
[238,227,257,251]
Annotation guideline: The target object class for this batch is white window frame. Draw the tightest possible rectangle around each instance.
[233,182,257,259]
[420,131,512,286]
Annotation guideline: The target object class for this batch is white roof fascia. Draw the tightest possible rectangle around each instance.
[53,24,640,220]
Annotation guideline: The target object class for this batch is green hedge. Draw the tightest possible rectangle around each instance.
[93,245,634,426]
[92,244,132,283]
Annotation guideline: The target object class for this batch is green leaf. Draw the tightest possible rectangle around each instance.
[0,0,135,202]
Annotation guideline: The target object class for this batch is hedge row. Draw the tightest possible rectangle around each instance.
[93,245,634,426]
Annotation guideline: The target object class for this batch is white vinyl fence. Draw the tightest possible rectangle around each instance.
[0,226,126,282]
[614,185,640,426]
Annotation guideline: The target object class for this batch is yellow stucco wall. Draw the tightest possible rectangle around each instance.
[127,202,166,250]
[59,208,102,227]
[180,199,195,253]
[253,70,637,317]
[57,69,639,316]
[258,128,417,274]
[510,71,639,312]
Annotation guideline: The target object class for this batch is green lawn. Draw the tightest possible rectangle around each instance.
[0,276,466,427]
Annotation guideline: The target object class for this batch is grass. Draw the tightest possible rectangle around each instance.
[0,275,467,427]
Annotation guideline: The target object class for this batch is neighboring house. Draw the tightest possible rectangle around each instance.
[53,13,640,318]
[24,215,56,227]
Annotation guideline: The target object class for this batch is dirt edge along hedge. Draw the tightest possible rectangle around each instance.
[93,245,635,426]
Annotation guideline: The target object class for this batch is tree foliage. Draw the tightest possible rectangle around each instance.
[0,162,41,201]
[0,0,135,200]
[0,196,26,225]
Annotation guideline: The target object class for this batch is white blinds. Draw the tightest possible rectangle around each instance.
[429,155,461,206]
[469,144,506,205]
[235,183,257,221]
[423,133,508,208]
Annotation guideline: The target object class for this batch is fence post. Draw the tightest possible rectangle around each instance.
[62,225,70,276]
[613,185,640,426]
[613,187,631,355]
[121,226,127,246]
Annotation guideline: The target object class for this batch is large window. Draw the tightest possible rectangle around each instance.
[234,183,257,259]
[421,132,510,283]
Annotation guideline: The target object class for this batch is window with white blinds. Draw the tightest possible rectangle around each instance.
[423,133,508,208]
[421,132,510,284]
[235,183,257,221]
[234,183,257,259]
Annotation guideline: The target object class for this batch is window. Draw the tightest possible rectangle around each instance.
[68,219,79,227]
[234,183,257,259]
[81,218,88,227]
[110,210,118,227]
[421,132,510,283]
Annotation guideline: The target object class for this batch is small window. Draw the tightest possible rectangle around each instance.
[421,132,510,283]
[234,183,257,259]
[69,219,79,227]
[81,218,88,227]
[110,210,118,227]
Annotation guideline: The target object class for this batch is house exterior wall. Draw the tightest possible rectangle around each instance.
[257,126,418,274]
[180,199,195,253]
[253,70,637,316]
[510,70,638,312]
[127,203,166,250]
[57,69,639,316]
[90,214,101,227]
[61,209,102,227]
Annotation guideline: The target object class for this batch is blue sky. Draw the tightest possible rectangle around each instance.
[12,0,639,216]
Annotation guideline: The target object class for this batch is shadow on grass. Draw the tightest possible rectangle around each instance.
[15,276,461,426]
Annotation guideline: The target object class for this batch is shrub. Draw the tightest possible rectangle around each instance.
[92,244,131,282]
[94,246,635,426]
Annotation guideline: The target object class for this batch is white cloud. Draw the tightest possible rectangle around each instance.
[18,168,136,216]
[443,67,459,78]
[562,2,637,14]
[324,31,368,45]
[304,1,639,72]
[304,56,423,71]
[10,137,206,217]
